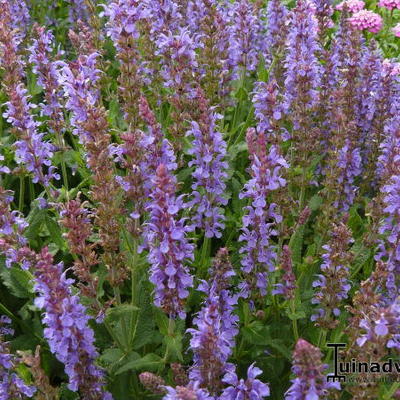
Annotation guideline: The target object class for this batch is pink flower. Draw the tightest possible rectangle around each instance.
[348,10,383,33]
[393,23,400,37]
[378,0,400,10]
[336,0,365,12]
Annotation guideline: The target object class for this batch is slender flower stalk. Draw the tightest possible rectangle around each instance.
[34,248,112,399]
[228,0,262,79]
[155,27,202,151]
[273,245,296,300]
[285,339,339,399]
[103,0,150,127]
[58,52,127,286]
[239,128,288,299]
[188,249,237,394]
[145,164,194,318]
[0,2,59,187]
[186,89,228,238]
[0,316,36,399]
[311,222,352,329]
[60,198,99,301]
[220,364,270,400]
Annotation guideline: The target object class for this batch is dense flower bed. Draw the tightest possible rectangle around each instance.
[0,0,400,399]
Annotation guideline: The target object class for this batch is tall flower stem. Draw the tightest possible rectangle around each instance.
[18,177,25,212]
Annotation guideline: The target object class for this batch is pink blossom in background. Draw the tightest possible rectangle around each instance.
[348,10,383,33]
[378,0,400,10]
[393,23,400,37]
[336,0,365,13]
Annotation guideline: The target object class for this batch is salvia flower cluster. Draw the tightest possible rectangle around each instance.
[0,0,400,398]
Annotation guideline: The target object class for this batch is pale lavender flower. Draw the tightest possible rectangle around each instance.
[357,298,400,351]
[163,382,215,400]
[57,53,101,143]
[34,248,112,399]
[220,364,270,400]
[239,129,288,298]
[28,27,64,126]
[0,316,36,400]
[283,0,321,120]
[228,0,261,77]
[8,0,30,35]
[265,0,289,57]
[336,0,365,12]
[3,84,59,186]
[145,164,194,318]
[66,0,89,23]
[285,339,340,399]
[186,91,228,238]
[334,139,362,211]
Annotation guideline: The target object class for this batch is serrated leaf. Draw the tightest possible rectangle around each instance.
[308,195,322,211]
[289,225,305,265]
[25,208,46,241]
[164,333,183,362]
[45,215,64,249]
[105,304,140,324]
[115,353,163,375]
[0,267,33,298]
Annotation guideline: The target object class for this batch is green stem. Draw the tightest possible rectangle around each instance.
[290,299,299,341]
[18,177,25,212]
[383,382,400,400]
[200,236,211,273]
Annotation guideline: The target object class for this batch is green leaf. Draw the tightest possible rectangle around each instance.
[45,215,65,249]
[164,332,183,362]
[0,267,34,298]
[105,304,140,325]
[289,225,305,265]
[115,353,163,375]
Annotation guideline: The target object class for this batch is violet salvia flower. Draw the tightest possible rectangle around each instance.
[187,286,235,394]
[0,316,36,399]
[28,26,65,135]
[220,364,270,400]
[334,139,362,211]
[57,53,101,143]
[283,0,321,121]
[265,0,289,58]
[163,382,215,400]
[285,339,339,399]
[228,0,261,78]
[313,0,334,34]
[34,247,112,399]
[3,84,59,186]
[0,187,33,270]
[252,80,285,142]
[146,0,182,39]
[66,0,89,23]
[311,222,352,329]
[188,249,238,393]
[8,0,30,36]
[102,0,151,125]
[273,245,297,300]
[138,95,177,194]
[186,90,228,238]
[145,164,194,318]
[336,0,365,12]
[357,298,400,351]
[378,0,400,10]
[349,10,383,33]
[239,129,288,298]
[393,23,400,37]
[155,27,202,148]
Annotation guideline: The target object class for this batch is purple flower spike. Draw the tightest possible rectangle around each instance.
[3,84,59,186]
[283,0,321,122]
[145,164,194,318]
[188,249,238,394]
[220,363,270,400]
[34,248,112,399]
[285,339,340,399]
[239,129,288,298]
[0,316,36,399]
[186,90,228,238]
[163,382,215,400]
